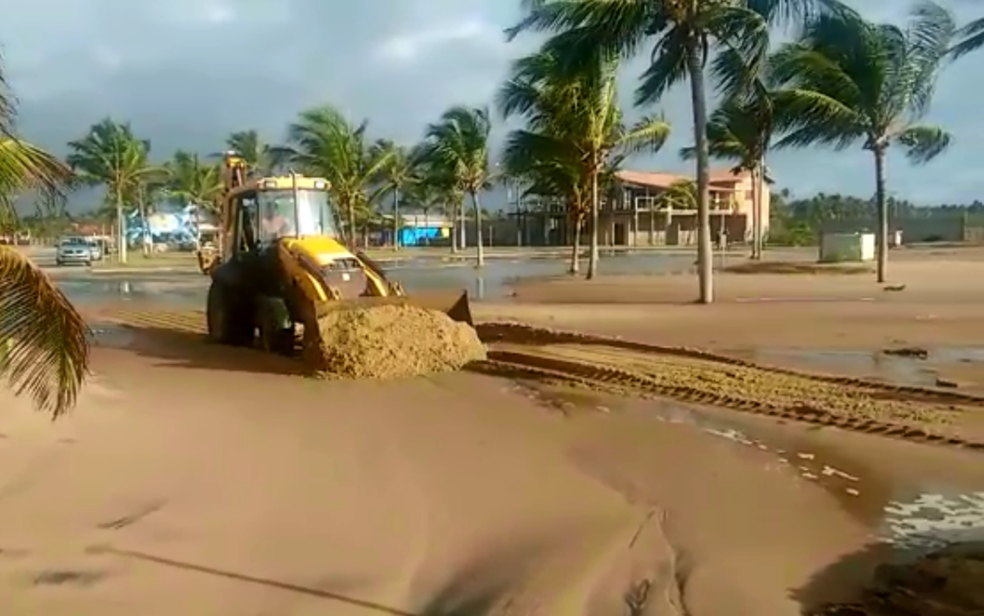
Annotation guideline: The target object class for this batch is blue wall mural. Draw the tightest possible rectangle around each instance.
[124,205,213,246]
[398,226,449,246]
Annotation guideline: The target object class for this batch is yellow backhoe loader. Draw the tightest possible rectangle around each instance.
[196,152,471,364]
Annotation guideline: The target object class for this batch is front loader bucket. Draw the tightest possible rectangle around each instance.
[297,289,473,374]
[312,289,473,326]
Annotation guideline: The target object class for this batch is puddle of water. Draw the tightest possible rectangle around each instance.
[61,279,206,307]
[932,347,984,363]
[602,395,984,545]
[881,491,984,550]
[746,347,984,388]
[56,252,697,306]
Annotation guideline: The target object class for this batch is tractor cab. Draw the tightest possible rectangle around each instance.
[226,176,339,256]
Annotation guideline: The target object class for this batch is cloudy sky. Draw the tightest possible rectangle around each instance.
[1,0,981,210]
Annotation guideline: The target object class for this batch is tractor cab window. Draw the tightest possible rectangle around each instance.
[256,189,339,240]
[235,193,260,253]
[257,194,297,244]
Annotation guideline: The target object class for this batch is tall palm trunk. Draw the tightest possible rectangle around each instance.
[392,188,400,250]
[755,157,767,259]
[471,190,485,267]
[139,187,150,258]
[458,200,467,249]
[449,201,458,253]
[115,186,127,264]
[587,162,600,280]
[423,208,430,246]
[873,146,888,283]
[570,215,582,274]
[750,164,761,260]
[686,41,713,303]
[347,202,356,247]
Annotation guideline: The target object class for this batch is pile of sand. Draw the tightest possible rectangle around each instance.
[311,305,486,379]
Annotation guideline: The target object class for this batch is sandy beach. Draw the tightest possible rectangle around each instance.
[2,247,983,615]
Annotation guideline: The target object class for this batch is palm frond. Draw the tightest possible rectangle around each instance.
[895,124,951,163]
[618,114,671,155]
[634,27,689,106]
[0,138,74,224]
[771,88,865,149]
[949,15,984,59]
[905,0,956,117]
[0,247,89,417]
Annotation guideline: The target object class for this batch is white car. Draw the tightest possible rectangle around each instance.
[55,237,94,266]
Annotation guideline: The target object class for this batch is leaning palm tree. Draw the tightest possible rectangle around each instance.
[498,47,670,279]
[507,0,848,301]
[767,2,955,282]
[420,106,493,267]
[274,105,394,245]
[0,73,88,418]
[504,144,589,273]
[66,119,160,262]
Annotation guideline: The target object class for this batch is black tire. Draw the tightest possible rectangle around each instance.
[257,301,295,356]
[206,282,253,346]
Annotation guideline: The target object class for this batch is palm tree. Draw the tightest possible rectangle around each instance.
[372,140,421,250]
[224,130,277,175]
[767,2,955,282]
[167,151,223,210]
[66,119,160,262]
[421,106,493,267]
[681,97,773,259]
[498,48,670,278]
[657,179,699,211]
[274,105,394,245]
[507,149,589,273]
[0,66,88,418]
[507,0,845,301]
[166,150,224,245]
[405,180,442,246]
[418,159,465,252]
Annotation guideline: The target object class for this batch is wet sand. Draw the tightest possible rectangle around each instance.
[489,256,984,392]
[0,338,878,615]
[2,249,983,614]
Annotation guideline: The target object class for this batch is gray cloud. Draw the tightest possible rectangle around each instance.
[1,0,981,211]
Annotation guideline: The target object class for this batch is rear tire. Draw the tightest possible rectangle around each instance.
[260,323,295,356]
[257,301,295,356]
[206,282,253,346]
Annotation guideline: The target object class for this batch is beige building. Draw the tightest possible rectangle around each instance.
[598,168,771,246]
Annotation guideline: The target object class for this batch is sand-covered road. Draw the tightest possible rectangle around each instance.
[0,340,883,616]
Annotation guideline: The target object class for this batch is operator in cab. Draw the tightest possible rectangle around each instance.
[259,199,295,239]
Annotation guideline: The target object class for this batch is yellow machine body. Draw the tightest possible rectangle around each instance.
[201,152,471,360]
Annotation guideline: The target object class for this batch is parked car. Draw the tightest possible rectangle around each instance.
[88,239,104,261]
[56,236,95,266]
